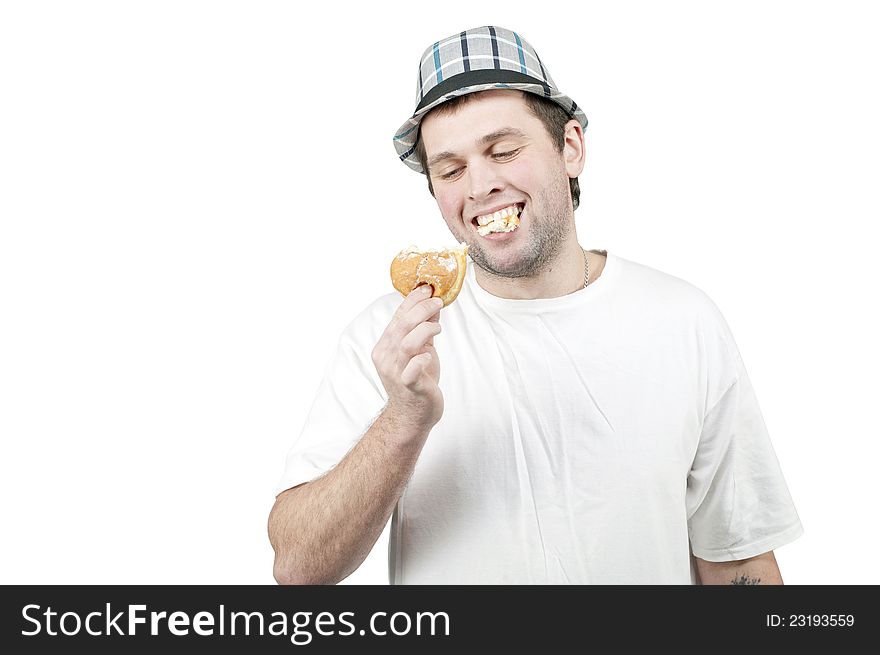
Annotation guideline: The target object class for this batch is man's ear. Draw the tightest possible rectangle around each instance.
[562,119,585,178]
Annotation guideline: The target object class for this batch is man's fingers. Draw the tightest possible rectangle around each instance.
[423,344,440,382]
[378,287,434,348]
[400,352,433,389]
[392,284,434,322]
[400,322,442,358]
[393,297,443,340]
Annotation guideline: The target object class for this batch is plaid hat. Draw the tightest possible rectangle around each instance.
[393,26,588,174]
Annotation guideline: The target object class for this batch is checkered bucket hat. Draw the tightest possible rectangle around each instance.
[393,25,588,173]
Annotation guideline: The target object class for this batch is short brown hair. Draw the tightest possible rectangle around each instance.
[414,92,581,210]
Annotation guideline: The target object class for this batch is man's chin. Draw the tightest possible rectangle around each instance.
[470,247,535,279]
[451,228,538,278]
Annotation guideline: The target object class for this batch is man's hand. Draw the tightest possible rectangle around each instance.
[372,284,444,434]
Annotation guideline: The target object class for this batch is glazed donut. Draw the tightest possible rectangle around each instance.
[390,243,469,306]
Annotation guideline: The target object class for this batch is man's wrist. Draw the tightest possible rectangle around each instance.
[380,401,435,445]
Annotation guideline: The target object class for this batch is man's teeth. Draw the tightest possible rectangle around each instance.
[476,210,521,236]
[475,205,521,227]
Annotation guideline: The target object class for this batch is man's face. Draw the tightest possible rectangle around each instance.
[419,90,581,279]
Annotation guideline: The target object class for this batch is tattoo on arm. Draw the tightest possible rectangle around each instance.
[730,574,762,585]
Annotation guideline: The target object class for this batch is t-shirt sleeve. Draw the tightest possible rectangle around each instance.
[274,314,389,497]
[685,305,804,562]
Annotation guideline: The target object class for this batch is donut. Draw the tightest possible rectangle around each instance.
[390,243,469,306]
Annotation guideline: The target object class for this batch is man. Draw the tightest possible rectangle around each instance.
[268,26,803,584]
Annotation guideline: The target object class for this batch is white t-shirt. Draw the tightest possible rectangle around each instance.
[276,251,803,584]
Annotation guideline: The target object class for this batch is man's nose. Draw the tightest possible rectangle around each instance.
[467,160,503,201]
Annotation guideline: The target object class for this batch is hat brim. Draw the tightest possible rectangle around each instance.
[393,82,588,174]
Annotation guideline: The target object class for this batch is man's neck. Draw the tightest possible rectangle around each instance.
[473,242,606,300]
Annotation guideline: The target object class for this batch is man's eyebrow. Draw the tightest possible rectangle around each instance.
[425,127,528,170]
[478,127,528,146]
[426,150,458,170]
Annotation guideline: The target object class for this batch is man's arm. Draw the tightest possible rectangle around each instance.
[268,284,444,585]
[268,406,430,585]
[695,550,783,585]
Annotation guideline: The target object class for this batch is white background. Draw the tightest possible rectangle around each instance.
[2,0,878,585]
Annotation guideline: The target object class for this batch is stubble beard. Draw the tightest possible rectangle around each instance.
[451,174,573,279]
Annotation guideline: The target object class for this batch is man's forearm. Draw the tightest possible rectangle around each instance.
[268,407,430,585]
[695,551,783,585]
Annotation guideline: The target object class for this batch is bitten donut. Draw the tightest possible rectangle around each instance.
[390,244,469,306]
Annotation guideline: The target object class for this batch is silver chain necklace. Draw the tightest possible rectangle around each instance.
[582,248,590,288]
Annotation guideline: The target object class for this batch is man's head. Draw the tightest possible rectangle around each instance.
[418,89,585,279]
[392,27,588,280]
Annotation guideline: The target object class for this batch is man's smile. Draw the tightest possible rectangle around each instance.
[471,203,524,235]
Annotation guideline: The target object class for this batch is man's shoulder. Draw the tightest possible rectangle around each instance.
[614,253,718,311]
[618,255,741,354]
